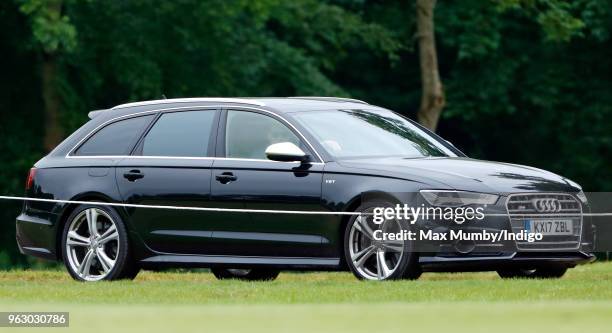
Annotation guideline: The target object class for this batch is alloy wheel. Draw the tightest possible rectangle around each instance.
[65,208,120,281]
[348,215,405,280]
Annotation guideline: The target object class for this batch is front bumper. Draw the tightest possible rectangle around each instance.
[412,192,595,256]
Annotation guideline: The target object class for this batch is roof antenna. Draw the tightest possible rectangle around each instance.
[161,94,167,99]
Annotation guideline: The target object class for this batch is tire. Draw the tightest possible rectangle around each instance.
[344,201,421,281]
[211,268,280,281]
[61,204,139,281]
[497,268,537,279]
[532,266,568,278]
[497,266,567,279]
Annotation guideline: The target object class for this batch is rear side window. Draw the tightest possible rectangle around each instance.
[141,110,216,157]
[75,115,153,156]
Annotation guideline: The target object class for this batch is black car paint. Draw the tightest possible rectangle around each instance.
[16,99,595,271]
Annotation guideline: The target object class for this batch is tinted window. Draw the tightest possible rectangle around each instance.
[225,111,301,159]
[75,115,153,156]
[141,110,215,157]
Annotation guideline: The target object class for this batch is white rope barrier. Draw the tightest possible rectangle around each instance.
[0,195,361,216]
[1,195,612,217]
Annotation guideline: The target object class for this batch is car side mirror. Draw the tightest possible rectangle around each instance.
[265,142,309,162]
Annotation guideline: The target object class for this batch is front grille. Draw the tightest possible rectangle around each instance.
[506,193,582,251]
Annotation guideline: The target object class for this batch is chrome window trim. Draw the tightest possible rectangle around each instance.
[66,105,324,163]
[66,155,324,165]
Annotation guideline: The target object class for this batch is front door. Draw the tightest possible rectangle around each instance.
[209,109,330,257]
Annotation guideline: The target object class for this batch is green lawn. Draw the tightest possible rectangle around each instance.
[1,262,611,332]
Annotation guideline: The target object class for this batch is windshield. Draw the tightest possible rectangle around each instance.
[292,109,456,159]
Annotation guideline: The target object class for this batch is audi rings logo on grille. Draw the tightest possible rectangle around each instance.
[532,198,562,213]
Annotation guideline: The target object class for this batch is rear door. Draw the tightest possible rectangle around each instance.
[209,109,329,257]
[115,108,221,255]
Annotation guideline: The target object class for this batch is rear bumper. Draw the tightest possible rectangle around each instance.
[419,251,596,272]
[16,212,59,261]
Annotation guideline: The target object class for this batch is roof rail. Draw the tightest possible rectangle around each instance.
[111,98,266,110]
[87,109,107,119]
[288,96,369,105]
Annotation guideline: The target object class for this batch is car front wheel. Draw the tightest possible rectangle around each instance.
[344,201,421,281]
[61,204,139,281]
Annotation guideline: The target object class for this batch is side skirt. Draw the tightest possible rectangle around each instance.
[139,255,341,270]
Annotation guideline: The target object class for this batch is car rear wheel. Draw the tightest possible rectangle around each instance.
[61,204,139,281]
[344,201,421,281]
[497,266,567,279]
[211,268,280,281]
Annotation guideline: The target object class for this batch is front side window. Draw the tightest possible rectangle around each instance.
[141,110,216,157]
[75,115,153,156]
[292,109,456,159]
[225,111,301,159]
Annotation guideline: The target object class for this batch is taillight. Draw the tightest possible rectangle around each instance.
[25,168,36,190]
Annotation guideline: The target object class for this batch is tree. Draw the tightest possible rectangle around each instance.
[19,0,76,151]
[415,0,445,132]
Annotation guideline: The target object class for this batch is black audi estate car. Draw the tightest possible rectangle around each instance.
[16,97,595,281]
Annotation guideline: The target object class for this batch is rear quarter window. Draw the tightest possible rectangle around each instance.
[74,115,154,156]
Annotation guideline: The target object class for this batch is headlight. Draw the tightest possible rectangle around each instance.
[420,190,499,207]
[563,177,582,190]
[576,190,588,204]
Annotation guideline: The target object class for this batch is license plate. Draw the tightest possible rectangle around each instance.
[524,219,573,235]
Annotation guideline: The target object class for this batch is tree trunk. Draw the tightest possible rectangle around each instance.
[42,56,62,152]
[416,0,445,132]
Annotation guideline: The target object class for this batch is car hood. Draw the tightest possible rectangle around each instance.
[336,157,579,193]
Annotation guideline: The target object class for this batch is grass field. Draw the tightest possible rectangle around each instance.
[1,263,612,332]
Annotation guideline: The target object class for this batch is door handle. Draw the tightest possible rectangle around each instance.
[215,172,237,184]
[123,170,144,182]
